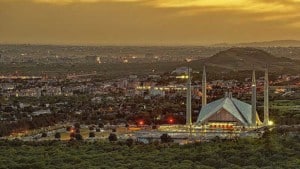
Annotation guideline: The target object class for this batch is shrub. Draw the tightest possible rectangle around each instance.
[108,133,117,142]
[89,126,95,131]
[66,126,72,131]
[70,132,75,138]
[54,132,61,140]
[41,132,47,137]
[74,123,80,129]
[89,132,95,138]
[75,133,83,141]
[98,123,104,128]
[160,133,173,143]
[126,138,134,147]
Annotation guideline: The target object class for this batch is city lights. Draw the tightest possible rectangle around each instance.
[268,121,274,126]
[138,120,144,126]
[168,118,174,124]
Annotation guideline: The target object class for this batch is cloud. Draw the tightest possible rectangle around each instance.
[151,0,300,28]
[18,0,300,14]
[32,0,141,4]
[0,0,299,45]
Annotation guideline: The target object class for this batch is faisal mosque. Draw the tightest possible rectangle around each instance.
[193,66,269,128]
[157,65,271,136]
[136,65,272,142]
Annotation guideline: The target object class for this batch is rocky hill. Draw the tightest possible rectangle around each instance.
[190,47,300,72]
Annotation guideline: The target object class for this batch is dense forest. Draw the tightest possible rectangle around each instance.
[0,131,299,169]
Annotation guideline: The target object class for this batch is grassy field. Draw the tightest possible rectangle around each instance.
[271,100,300,113]
[269,100,300,125]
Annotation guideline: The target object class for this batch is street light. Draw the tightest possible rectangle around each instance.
[268,120,274,126]
[138,120,144,126]
[168,117,174,124]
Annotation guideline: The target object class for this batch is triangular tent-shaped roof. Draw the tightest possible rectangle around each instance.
[196,97,262,126]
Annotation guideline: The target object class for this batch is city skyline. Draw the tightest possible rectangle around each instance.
[1,0,300,45]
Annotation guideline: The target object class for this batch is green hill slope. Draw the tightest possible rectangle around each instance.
[191,48,299,73]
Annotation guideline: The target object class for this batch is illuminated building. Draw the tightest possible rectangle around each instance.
[196,66,270,127]
[154,65,272,141]
[196,92,262,127]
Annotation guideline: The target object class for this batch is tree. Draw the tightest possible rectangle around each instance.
[75,133,83,141]
[74,122,80,129]
[89,132,95,138]
[126,138,134,147]
[98,123,104,128]
[54,132,61,140]
[89,126,95,131]
[66,126,72,131]
[70,132,75,138]
[160,133,173,143]
[212,136,221,143]
[108,133,117,142]
[41,132,47,138]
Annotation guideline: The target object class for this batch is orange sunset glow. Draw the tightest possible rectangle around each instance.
[0,0,300,45]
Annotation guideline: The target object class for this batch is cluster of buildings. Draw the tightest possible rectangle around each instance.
[1,64,299,139]
[0,45,227,64]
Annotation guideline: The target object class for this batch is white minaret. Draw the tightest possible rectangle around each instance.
[186,67,192,126]
[264,65,269,125]
[202,65,207,107]
[251,69,257,126]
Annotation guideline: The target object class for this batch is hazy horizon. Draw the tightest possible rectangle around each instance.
[1,39,300,47]
[1,0,300,45]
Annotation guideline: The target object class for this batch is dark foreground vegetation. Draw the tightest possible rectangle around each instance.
[0,132,299,169]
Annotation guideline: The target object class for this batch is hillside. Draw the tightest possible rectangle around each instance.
[212,40,300,47]
[190,47,300,72]
[237,40,300,47]
[206,47,292,66]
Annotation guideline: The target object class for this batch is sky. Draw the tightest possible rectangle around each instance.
[0,0,300,45]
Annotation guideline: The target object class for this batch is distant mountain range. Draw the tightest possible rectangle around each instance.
[190,47,300,73]
[212,40,300,47]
